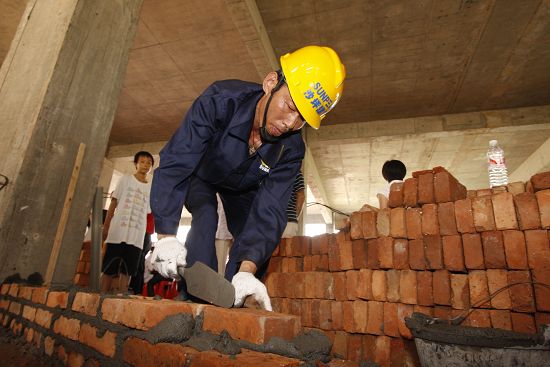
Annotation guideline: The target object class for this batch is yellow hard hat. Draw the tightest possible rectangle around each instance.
[280,45,346,129]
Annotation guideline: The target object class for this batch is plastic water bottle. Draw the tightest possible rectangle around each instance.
[487,140,508,188]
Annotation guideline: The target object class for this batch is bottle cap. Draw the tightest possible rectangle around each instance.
[489,140,498,146]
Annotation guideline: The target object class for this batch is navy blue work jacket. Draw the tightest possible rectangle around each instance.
[151,80,305,267]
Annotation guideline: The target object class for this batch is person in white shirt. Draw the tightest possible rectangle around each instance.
[377,160,406,209]
[100,151,153,293]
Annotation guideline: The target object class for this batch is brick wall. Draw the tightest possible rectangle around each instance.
[265,169,550,366]
[0,284,314,366]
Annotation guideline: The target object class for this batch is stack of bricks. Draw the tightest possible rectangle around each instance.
[73,241,91,287]
[265,168,550,367]
[0,283,318,367]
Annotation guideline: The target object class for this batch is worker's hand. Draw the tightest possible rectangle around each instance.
[143,250,155,283]
[150,237,187,279]
[231,272,272,311]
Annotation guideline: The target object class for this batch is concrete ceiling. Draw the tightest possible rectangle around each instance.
[2,0,550,217]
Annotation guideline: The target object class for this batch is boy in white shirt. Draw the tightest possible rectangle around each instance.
[100,151,153,293]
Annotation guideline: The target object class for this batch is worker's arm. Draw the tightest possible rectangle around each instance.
[151,93,220,236]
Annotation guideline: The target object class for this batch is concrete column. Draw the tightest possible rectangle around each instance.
[0,0,143,283]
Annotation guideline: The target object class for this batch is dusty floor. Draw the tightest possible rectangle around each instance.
[0,327,61,367]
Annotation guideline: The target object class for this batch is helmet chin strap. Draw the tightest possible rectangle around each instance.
[259,74,290,144]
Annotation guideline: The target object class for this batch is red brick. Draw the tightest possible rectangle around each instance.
[388,181,404,208]
[507,182,525,195]
[0,283,9,295]
[378,237,394,269]
[122,338,190,367]
[390,208,407,238]
[22,305,36,322]
[472,196,496,231]
[329,235,341,272]
[361,211,378,239]
[477,189,492,197]
[311,234,330,255]
[531,172,550,192]
[332,331,349,360]
[434,306,452,320]
[487,269,512,310]
[72,292,100,317]
[442,235,465,271]
[393,239,409,270]
[374,335,391,367]
[462,233,485,269]
[489,310,512,330]
[333,272,347,301]
[79,323,116,357]
[8,284,19,297]
[511,312,537,334]
[413,169,433,178]
[450,274,470,310]
[455,198,476,234]
[424,235,443,269]
[399,270,417,304]
[339,240,354,271]
[417,271,434,306]
[468,271,490,308]
[508,271,535,312]
[383,302,399,337]
[267,256,282,273]
[351,239,367,269]
[437,202,458,235]
[318,254,329,271]
[8,301,21,315]
[331,301,343,330]
[532,268,550,311]
[346,270,359,300]
[433,270,451,306]
[46,291,69,309]
[315,272,335,299]
[385,270,400,302]
[535,313,550,331]
[34,308,52,329]
[342,301,355,333]
[408,239,425,270]
[18,286,33,301]
[524,230,550,270]
[67,352,85,367]
[53,316,80,340]
[403,178,418,208]
[272,244,280,257]
[526,180,534,193]
[300,299,313,327]
[405,208,422,239]
[397,304,414,339]
[301,255,312,272]
[421,203,439,235]
[350,211,363,240]
[418,172,435,205]
[292,236,310,256]
[502,230,529,269]
[376,208,391,237]
[536,190,550,229]
[481,231,506,269]
[465,309,491,328]
[514,193,541,230]
[434,169,461,203]
[491,192,519,230]
[366,301,384,335]
[366,238,380,270]
[372,270,387,302]
[347,334,363,361]
[102,298,205,330]
[356,269,373,300]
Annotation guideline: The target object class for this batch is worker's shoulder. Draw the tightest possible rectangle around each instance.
[203,80,262,100]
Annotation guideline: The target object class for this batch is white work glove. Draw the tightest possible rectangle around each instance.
[149,237,187,280]
[143,250,155,284]
[231,272,272,311]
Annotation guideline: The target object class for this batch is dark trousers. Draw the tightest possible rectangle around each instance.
[183,175,271,282]
[129,233,151,295]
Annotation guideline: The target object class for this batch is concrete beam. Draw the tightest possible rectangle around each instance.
[303,144,333,224]
[509,137,550,182]
[0,0,143,282]
[224,0,278,78]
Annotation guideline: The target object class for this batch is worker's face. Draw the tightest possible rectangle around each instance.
[135,156,153,174]
[262,74,305,137]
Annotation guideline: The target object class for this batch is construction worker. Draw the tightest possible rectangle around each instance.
[149,45,345,310]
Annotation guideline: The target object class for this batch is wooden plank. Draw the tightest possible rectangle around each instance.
[44,143,86,284]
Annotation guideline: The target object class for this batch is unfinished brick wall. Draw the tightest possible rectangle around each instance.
[265,169,550,366]
[0,283,309,366]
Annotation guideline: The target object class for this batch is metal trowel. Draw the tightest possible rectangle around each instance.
[178,261,235,308]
